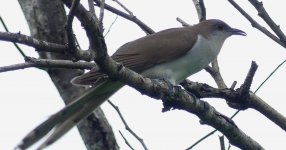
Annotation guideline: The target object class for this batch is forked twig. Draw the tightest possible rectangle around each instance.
[108,100,148,150]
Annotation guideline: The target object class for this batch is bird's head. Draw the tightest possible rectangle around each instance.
[198,19,246,41]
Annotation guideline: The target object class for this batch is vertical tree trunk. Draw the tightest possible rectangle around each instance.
[18,0,119,149]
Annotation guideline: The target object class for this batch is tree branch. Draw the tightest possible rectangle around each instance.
[219,135,226,150]
[0,16,27,57]
[248,0,286,43]
[66,0,80,54]
[119,131,135,150]
[108,100,148,150]
[98,0,105,31]
[93,0,155,34]
[176,17,191,27]
[181,80,286,132]
[228,0,286,48]
[0,31,93,61]
[0,57,95,73]
[205,59,227,89]
[112,0,133,16]
[192,0,206,21]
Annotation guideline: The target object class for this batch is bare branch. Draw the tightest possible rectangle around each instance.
[186,129,216,149]
[192,0,206,21]
[104,16,118,37]
[198,0,206,21]
[112,0,133,16]
[228,0,286,48]
[88,0,95,14]
[239,61,258,94]
[255,59,286,93]
[205,59,227,89]
[219,135,226,150]
[192,59,286,149]
[66,0,80,54]
[119,131,135,150]
[248,0,286,43]
[93,0,155,34]
[0,16,27,57]
[181,79,286,133]
[249,93,286,131]
[0,31,93,61]
[108,100,148,150]
[0,31,66,52]
[0,57,95,73]
[99,0,105,31]
[176,17,191,27]
[226,62,257,109]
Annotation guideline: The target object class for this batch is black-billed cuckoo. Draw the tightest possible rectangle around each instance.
[19,19,246,149]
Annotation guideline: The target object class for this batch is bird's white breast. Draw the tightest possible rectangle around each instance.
[142,34,225,84]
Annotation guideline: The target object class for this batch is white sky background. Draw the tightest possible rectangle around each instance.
[0,0,286,149]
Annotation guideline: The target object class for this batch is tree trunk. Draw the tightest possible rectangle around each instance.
[18,0,119,149]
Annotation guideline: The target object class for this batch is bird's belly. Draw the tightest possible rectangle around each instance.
[142,52,212,84]
[142,35,221,84]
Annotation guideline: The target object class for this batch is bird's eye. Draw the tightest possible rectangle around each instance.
[217,24,224,31]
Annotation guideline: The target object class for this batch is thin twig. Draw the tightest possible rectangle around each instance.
[0,57,95,73]
[112,0,133,16]
[227,143,231,150]
[205,59,227,89]
[0,16,26,58]
[219,135,226,150]
[255,59,286,93]
[119,131,135,150]
[230,81,237,89]
[192,0,206,21]
[66,0,80,54]
[239,61,258,95]
[248,0,286,43]
[0,31,67,52]
[0,31,92,61]
[198,0,206,21]
[99,0,105,31]
[228,0,286,48]
[104,16,118,37]
[186,129,217,149]
[108,100,148,150]
[176,17,191,27]
[186,109,240,149]
[88,0,95,14]
[93,0,154,34]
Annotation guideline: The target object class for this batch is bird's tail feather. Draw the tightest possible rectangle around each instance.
[17,80,124,149]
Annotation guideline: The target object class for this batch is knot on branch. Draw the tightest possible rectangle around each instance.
[227,61,258,110]
[180,61,258,111]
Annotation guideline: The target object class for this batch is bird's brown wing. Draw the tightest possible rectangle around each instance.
[72,27,198,85]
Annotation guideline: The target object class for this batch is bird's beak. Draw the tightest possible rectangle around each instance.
[229,28,247,36]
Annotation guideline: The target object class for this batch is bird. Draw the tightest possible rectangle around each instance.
[18,19,246,149]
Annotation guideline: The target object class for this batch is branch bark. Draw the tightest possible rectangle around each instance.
[94,0,155,34]
[0,57,95,73]
[0,31,93,61]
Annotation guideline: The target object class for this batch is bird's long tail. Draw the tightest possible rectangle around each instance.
[17,79,124,149]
